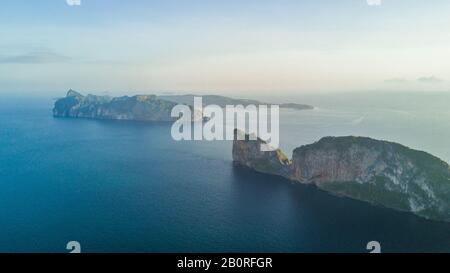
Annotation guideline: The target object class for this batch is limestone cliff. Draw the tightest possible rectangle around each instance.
[53,90,180,122]
[232,130,291,177]
[233,132,450,222]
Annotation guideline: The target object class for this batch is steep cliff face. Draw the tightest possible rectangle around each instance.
[291,137,450,221]
[232,130,291,177]
[233,133,450,222]
[53,90,179,122]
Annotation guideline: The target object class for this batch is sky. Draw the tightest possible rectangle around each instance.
[1,0,450,96]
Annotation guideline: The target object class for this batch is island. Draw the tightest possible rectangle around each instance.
[158,94,314,110]
[53,90,314,122]
[53,90,181,121]
[233,130,450,222]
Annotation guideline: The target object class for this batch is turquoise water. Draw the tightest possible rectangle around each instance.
[0,93,450,253]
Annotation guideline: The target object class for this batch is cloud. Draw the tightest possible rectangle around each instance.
[384,78,408,84]
[417,76,444,83]
[367,0,382,6]
[0,51,70,64]
[66,0,81,6]
[384,76,446,85]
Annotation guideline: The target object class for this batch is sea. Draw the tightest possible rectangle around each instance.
[0,91,449,253]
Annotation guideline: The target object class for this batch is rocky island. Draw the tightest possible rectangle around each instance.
[159,94,314,110]
[233,130,450,222]
[54,90,314,122]
[53,90,181,121]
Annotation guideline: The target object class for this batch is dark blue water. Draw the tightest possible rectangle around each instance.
[1,97,449,253]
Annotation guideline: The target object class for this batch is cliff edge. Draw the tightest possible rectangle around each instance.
[53,90,179,122]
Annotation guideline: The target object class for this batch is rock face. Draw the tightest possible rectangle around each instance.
[232,130,291,177]
[233,132,450,222]
[53,90,179,122]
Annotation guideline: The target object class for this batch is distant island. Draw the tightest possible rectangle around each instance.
[53,90,179,121]
[233,130,450,222]
[159,94,314,110]
[53,90,314,121]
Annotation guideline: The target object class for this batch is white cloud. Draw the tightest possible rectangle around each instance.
[385,78,408,84]
[367,0,382,6]
[0,51,70,64]
[66,0,81,6]
[417,76,444,84]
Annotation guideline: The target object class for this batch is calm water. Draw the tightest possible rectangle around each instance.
[0,92,450,253]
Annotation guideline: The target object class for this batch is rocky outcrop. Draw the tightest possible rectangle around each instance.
[233,132,450,222]
[53,90,180,122]
[232,130,291,177]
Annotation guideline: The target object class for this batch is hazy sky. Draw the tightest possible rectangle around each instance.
[1,0,450,96]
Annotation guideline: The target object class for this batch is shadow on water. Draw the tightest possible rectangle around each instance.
[230,166,450,253]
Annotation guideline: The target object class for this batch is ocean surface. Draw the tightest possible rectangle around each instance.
[1,92,450,253]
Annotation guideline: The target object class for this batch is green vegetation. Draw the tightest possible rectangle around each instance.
[320,179,411,212]
[276,149,291,164]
